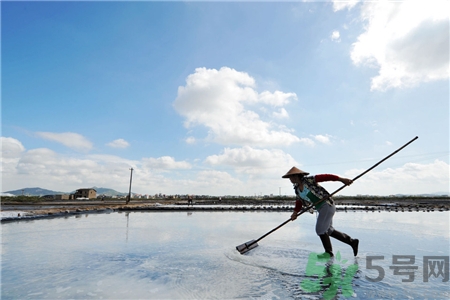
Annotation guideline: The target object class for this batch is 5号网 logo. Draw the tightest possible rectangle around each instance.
[300,253,449,299]
[365,255,449,283]
[300,251,358,300]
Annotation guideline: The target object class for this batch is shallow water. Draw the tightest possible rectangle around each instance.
[1,210,449,299]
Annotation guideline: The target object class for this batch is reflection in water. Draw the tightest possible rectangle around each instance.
[1,211,449,299]
[125,212,130,242]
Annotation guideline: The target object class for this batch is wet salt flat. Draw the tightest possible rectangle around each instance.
[0,211,31,219]
[1,210,449,299]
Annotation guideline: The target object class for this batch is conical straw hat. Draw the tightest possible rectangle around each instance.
[282,166,309,178]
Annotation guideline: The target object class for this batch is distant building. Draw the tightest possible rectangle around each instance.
[55,194,70,200]
[73,189,97,199]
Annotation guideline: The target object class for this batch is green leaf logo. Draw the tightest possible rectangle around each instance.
[300,251,358,299]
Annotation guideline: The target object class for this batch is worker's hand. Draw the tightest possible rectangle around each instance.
[291,211,298,221]
[340,177,353,186]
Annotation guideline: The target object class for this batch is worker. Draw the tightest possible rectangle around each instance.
[282,166,359,259]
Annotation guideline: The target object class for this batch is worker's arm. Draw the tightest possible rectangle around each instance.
[315,174,353,186]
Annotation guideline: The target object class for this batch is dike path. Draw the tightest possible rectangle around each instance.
[1,198,449,222]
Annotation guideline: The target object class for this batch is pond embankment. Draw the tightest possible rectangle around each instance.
[1,197,449,222]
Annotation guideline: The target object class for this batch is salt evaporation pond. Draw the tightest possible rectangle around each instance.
[2,210,449,299]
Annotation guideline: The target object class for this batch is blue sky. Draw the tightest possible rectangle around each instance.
[2,1,449,196]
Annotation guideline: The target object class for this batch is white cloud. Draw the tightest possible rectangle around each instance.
[2,136,449,196]
[9,148,111,189]
[333,0,360,12]
[1,137,25,158]
[142,156,191,170]
[331,30,341,42]
[273,108,289,119]
[173,67,300,147]
[299,137,315,147]
[107,139,130,149]
[312,134,332,144]
[18,148,97,175]
[257,90,297,107]
[87,154,136,166]
[349,0,449,91]
[185,136,196,144]
[205,146,297,177]
[344,159,449,195]
[1,137,26,174]
[1,137,240,195]
[193,170,243,191]
[35,132,93,151]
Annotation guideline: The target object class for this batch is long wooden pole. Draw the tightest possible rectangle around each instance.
[252,136,419,245]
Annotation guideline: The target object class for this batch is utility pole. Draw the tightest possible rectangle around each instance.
[126,167,133,204]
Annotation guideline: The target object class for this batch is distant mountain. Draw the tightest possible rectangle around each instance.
[92,187,127,197]
[4,187,128,197]
[4,187,66,196]
[417,192,450,197]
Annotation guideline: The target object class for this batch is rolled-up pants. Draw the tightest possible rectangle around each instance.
[315,202,336,236]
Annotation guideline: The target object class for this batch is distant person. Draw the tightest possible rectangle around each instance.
[188,196,193,206]
[282,166,359,258]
